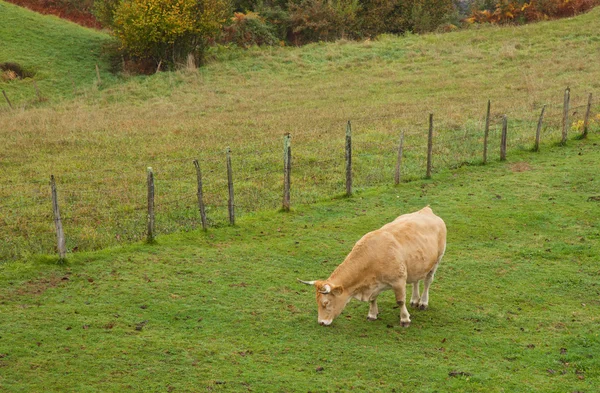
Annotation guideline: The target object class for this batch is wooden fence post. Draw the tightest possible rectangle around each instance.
[226,148,235,225]
[561,87,570,145]
[282,133,291,211]
[534,105,546,152]
[50,175,67,260]
[193,159,208,231]
[147,167,155,243]
[483,100,491,164]
[345,121,352,196]
[500,115,508,161]
[426,114,434,179]
[394,131,405,185]
[2,90,13,110]
[95,64,102,86]
[583,93,592,138]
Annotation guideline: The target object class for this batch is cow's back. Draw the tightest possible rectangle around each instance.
[329,206,446,287]
[379,206,446,282]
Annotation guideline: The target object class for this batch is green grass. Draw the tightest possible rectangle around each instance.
[1,136,599,392]
[0,3,599,261]
[0,1,118,105]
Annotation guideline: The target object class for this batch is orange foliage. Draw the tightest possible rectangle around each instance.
[466,0,599,24]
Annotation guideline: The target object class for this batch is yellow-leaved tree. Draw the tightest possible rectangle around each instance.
[109,0,229,69]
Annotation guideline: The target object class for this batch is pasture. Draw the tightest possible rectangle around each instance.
[1,2,600,260]
[1,2,600,391]
[1,137,599,391]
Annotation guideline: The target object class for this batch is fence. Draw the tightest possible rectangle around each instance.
[0,88,597,261]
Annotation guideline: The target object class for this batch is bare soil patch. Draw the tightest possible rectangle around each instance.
[4,0,101,29]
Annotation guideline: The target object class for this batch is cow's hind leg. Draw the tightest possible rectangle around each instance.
[391,277,411,327]
[419,252,444,310]
[410,282,420,308]
[367,299,379,321]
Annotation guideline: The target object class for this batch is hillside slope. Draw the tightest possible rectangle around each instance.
[0,5,598,260]
[0,1,115,105]
[0,134,599,391]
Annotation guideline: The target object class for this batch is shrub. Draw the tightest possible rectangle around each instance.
[108,0,230,69]
[356,0,404,37]
[466,0,600,24]
[221,11,280,47]
[356,0,454,37]
[93,0,121,27]
[288,0,361,44]
[254,2,291,41]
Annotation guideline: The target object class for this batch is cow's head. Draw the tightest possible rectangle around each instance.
[298,279,347,326]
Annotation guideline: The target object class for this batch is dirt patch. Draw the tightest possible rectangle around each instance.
[0,62,35,80]
[510,162,532,172]
[16,273,70,296]
[4,0,101,29]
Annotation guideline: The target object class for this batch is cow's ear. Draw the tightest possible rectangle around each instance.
[331,285,343,296]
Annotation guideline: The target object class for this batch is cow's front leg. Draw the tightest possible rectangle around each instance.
[410,282,420,308]
[392,278,411,327]
[367,299,379,321]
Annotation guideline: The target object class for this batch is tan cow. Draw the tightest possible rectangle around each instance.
[299,206,446,327]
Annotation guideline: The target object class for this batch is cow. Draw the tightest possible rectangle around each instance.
[299,206,446,327]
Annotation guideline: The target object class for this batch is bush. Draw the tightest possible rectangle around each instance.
[106,0,230,69]
[288,0,361,44]
[221,11,280,47]
[93,0,120,27]
[254,2,290,41]
[356,0,454,37]
[357,0,403,37]
[466,0,600,24]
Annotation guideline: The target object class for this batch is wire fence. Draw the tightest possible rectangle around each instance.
[0,89,597,260]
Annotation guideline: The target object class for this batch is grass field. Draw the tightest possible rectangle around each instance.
[0,3,599,261]
[1,135,599,391]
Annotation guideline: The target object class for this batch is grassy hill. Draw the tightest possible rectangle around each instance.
[0,1,116,105]
[0,3,599,261]
[1,4,599,390]
[1,136,599,391]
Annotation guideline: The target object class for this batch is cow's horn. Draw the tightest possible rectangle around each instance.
[319,284,331,294]
[297,279,316,285]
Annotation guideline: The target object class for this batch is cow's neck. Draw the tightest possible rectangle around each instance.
[328,255,370,294]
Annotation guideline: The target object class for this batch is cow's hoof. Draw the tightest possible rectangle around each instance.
[410,302,419,308]
[367,316,377,321]
[400,321,411,328]
[418,304,428,310]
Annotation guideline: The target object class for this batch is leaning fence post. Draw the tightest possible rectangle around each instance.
[500,115,508,161]
[345,121,352,196]
[193,159,208,231]
[2,90,13,110]
[95,64,102,86]
[583,93,592,139]
[426,114,434,179]
[226,148,235,225]
[282,133,291,211]
[394,131,405,185]
[147,167,155,243]
[50,175,67,260]
[561,87,570,145]
[483,100,491,164]
[534,105,546,152]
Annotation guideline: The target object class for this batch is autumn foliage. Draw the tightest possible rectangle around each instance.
[104,0,229,68]
[467,0,600,24]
